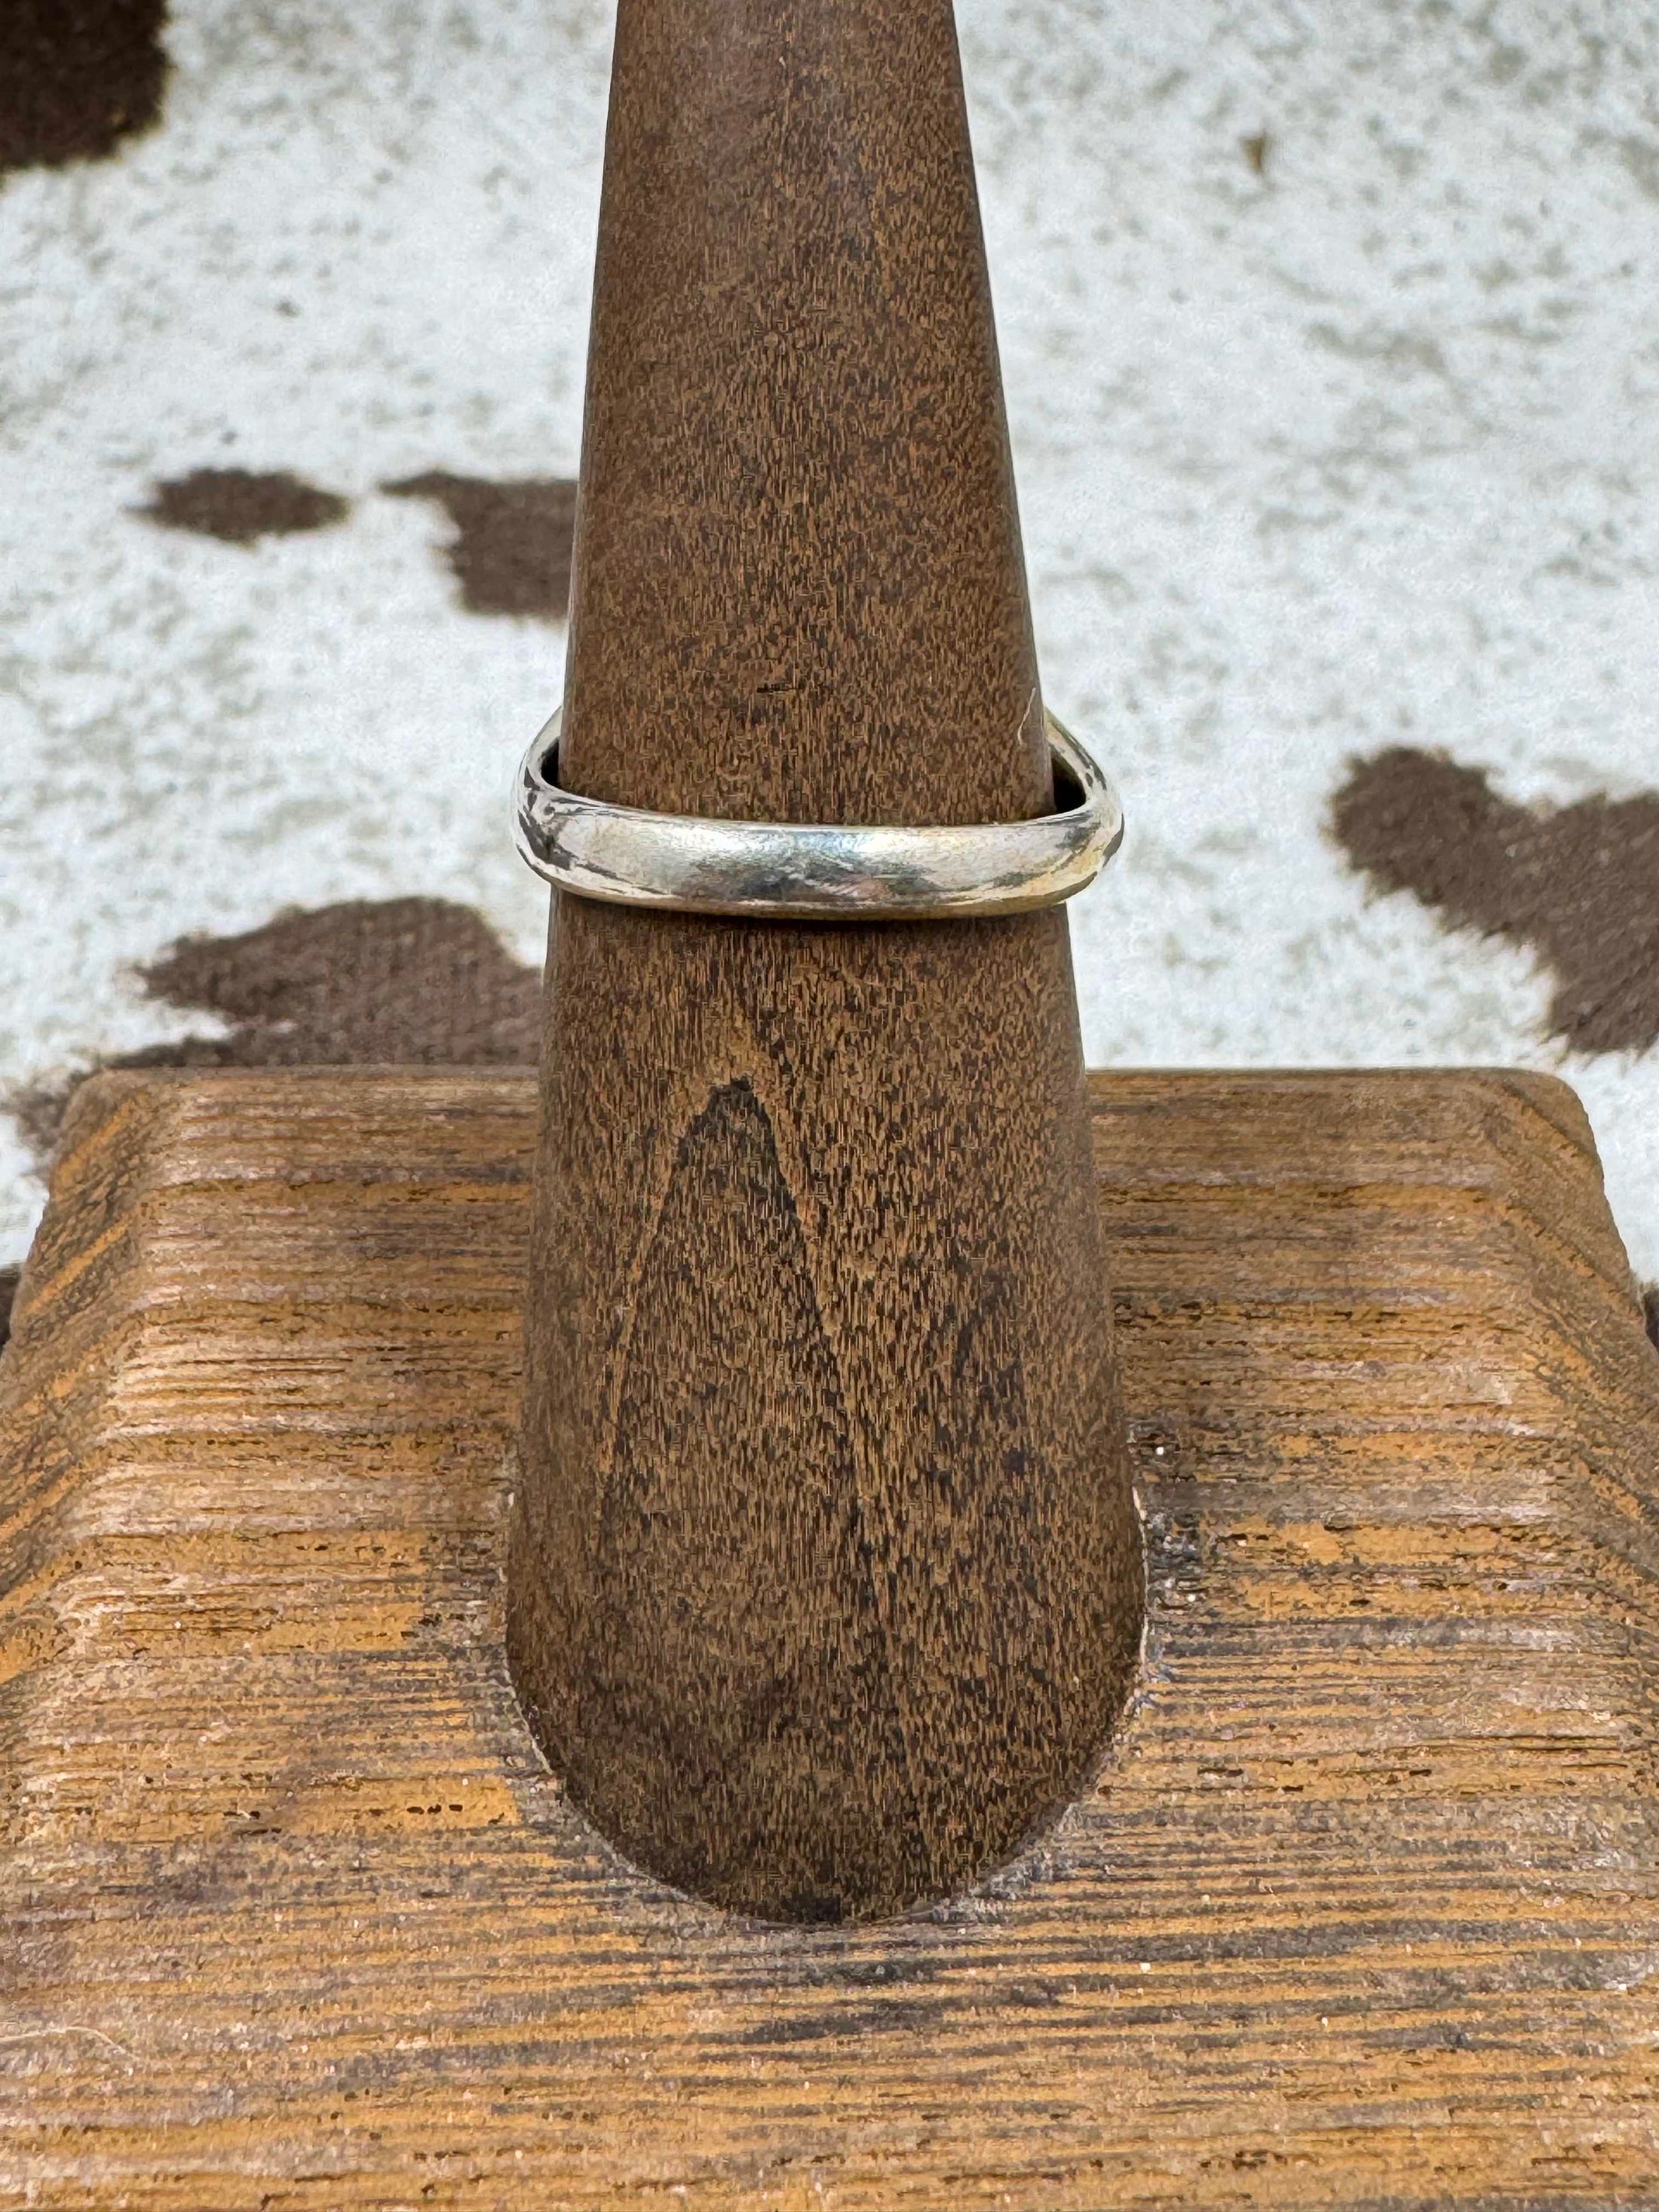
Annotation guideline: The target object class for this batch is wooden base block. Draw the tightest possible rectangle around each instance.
[2,1069,1657,2207]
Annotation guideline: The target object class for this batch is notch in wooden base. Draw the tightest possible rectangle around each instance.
[2,1066,1657,2207]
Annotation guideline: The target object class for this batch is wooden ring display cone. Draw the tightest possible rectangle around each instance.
[505,0,1142,1922]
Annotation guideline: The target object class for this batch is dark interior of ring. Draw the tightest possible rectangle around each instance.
[1049,754,1085,817]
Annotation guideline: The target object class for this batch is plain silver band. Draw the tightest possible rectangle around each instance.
[513,706,1122,921]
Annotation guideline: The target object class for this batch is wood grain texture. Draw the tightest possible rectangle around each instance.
[2,1066,1657,2208]
[518,0,1140,1921]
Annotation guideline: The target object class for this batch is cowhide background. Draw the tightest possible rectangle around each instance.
[2,1,1657,1351]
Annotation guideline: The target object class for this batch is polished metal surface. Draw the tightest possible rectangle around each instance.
[513,707,1122,920]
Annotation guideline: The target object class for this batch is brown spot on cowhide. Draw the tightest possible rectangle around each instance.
[383,473,578,621]
[7,898,540,1176]
[139,469,350,545]
[1332,747,1659,1055]
[0,0,169,175]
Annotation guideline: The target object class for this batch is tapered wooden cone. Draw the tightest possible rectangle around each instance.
[507,0,1143,1923]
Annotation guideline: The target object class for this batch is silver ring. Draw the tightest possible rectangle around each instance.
[514,707,1122,921]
